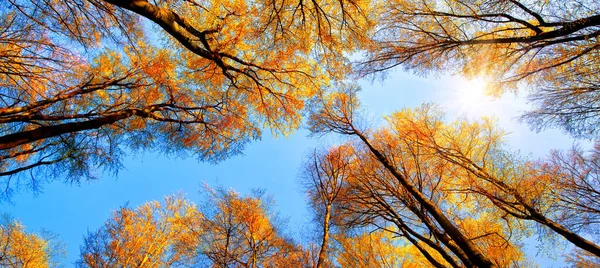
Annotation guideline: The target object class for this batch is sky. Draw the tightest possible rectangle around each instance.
[0,69,582,266]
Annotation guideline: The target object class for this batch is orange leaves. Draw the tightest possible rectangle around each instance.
[152,0,372,134]
[0,218,61,268]
[138,48,177,87]
[228,197,272,239]
[195,186,303,266]
[457,214,525,266]
[207,187,277,243]
[336,230,411,268]
[307,95,537,266]
[13,144,32,163]
[80,195,201,267]
[80,187,303,267]
[1,0,376,182]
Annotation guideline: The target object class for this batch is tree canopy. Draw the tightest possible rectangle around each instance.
[2,0,600,266]
[0,216,63,267]
[77,188,306,267]
[363,0,600,138]
[3,0,599,198]
[306,87,600,267]
[0,0,372,198]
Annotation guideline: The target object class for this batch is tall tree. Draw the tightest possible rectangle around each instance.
[362,0,600,138]
[198,186,305,267]
[308,87,600,262]
[396,107,600,258]
[307,87,519,267]
[0,0,372,198]
[544,143,600,235]
[0,216,63,267]
[77,195,201,267]
[78,188,305,267]
[565,248,600,268]
[302,146,351,268]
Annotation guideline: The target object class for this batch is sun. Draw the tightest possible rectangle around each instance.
[452,76,494,114]
[458,77,488,104]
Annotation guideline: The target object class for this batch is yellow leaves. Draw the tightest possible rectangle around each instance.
[80,195,201,267]
[187,185,303,267]
[0,219,53,268]
[163,0,370,134]
[336,230,417,268]
[228,196,272,239]
[212,189,273,239]
[314,102,537,266]
[457,214,525,266]
[14,144,32,163]
[93,50,124,78]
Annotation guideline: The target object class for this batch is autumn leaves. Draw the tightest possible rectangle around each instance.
[77,189,304,267]
[1,0,600,267]
[305,92,600,266]
[0,0,373,192]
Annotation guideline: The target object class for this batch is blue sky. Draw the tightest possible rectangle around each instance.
[0,70,580,266]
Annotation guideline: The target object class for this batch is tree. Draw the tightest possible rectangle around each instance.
[399,108,600,258]
[301,147,352,268]
[0,0,373,198]
[0,216,63,267]
[78,187,306,267]
[307,87,523,267]
[361,0,600,138]
[565,248,600,268]
[198,186,305,267]
[544,143,600,236]
[77,195,201,267]
[308,87,600,263]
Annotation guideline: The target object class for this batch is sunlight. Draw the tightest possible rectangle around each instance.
[450,76,495,116]
[457,77,489,106]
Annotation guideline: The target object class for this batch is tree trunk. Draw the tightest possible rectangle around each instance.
[316,205,331,268]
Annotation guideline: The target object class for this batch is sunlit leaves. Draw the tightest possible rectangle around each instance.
[336,230,412,268]
[0,0,376,197]
[364,0,600,138]
[78,187,305,267]
[199,186,305,267]
[78,195,201,267]
[0,216,63,268]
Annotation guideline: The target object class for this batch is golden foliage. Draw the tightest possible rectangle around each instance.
[336,230,415,268]
[79,195,201,267]
[0,0,375,194]
[0,218,57,268]
[364,0,600,137]
[79,188,306,267]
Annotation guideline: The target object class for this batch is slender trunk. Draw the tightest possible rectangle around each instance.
[223,229,232,267]
[400,202,467,267]
[316,205,331,268]
[373,191,463,267]
[249,249,257,268]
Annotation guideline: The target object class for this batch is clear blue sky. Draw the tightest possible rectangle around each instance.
[0,70,579,266]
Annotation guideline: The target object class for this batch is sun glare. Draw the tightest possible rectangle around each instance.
[451,76,494,115]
